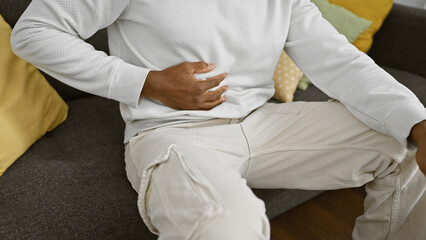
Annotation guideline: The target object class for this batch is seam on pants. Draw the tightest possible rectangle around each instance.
[250,144,405,163]
[238,123,252,178]
[387,175,401,239]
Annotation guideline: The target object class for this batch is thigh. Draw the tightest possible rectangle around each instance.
[240,101,407,189]
[147,143,268,239]
[127,124,268,239]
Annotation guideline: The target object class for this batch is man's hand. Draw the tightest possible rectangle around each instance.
[410,120,426,175]
[141,62,228,110]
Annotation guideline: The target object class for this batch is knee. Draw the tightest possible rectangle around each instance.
[193,195,270,240]
[364,131,410,180]
[150,146,270,239]
[373,147,418,188]
[190,197,270,240]
[152,175,270,240]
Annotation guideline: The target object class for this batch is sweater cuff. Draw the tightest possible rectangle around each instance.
[385,102,426,147]
[110,61,150,107]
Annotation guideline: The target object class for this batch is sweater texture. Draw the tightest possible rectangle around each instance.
[11,0,426,145]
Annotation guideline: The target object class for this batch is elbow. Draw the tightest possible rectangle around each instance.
[9,23,39,61]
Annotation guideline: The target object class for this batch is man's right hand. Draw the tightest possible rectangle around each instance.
[141,62,228,110]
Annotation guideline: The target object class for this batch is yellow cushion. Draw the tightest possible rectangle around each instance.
[0,15,68,176]
[272,51,304,102]
[328,0,393,53]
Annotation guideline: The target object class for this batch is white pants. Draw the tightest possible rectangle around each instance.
[124,101,426,240]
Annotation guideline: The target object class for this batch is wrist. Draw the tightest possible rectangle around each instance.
[141,70,163,100]
[410,120,426,145]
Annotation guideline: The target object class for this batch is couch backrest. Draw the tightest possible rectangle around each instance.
[368,4,426,79]
[0,0,110,101]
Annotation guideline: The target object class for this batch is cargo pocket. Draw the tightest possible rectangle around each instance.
[137,144,226,239]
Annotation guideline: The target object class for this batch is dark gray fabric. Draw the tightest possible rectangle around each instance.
[0,97,156,240]
[0,0,32,29]
[293,83,330,102]
[368,4,426,79]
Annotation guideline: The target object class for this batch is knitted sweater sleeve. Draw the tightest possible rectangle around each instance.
[10,0,149,107]
[284,0,426,147]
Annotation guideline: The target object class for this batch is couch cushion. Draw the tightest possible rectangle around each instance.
[293,81,330,102]
[0,96,154,240]
[368,4,426,79]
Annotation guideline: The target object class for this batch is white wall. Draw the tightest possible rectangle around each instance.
[394,0,426,9]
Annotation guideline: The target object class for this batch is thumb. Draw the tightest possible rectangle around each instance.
[191,62,215,74]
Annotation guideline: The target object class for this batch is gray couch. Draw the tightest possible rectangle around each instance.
[1,2,425,239]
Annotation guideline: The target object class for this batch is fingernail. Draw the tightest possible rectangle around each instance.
[208,63,215,69]
[223,86,228,91]
[220,97,226,102]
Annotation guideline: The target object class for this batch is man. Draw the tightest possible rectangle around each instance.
[11,0,426,239]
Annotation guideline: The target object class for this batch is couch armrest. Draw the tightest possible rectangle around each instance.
[368,4,426,78]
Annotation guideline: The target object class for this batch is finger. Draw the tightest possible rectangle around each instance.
[201,86,228,102]
[198,73,227,92]
[190,61,215,74]
[199,97,226,110]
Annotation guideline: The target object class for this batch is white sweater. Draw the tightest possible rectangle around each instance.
[11,0,426,145]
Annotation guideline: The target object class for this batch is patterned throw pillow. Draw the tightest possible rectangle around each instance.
[272,51,304,102]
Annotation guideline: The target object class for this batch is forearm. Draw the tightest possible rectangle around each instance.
[11,26,139,103]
